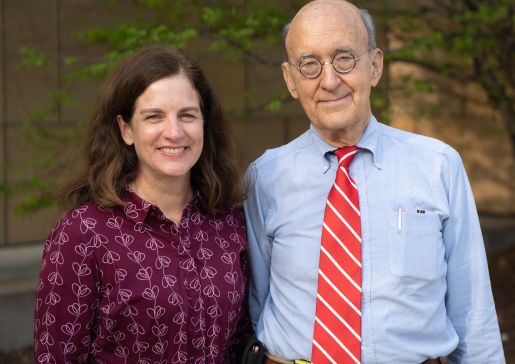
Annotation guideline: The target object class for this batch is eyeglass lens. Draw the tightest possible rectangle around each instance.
[299,52,356,78]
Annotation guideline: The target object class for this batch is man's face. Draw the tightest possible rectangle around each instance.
[282,1,383,146]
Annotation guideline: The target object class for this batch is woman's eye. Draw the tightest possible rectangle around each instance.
[180,113,197,121]
[145,114,160,120]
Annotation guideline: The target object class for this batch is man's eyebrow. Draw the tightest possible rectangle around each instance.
[297,47,354,59]
[298,52,318,59]
[335,47,354,53]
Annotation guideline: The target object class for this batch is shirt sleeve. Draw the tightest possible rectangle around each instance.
[34,213,100,364]
[442,147,505,363]
[243,164,272,332]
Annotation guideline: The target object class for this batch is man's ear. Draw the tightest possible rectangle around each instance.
[282,62,299,99]
[117,115,134,146]
[370,48,384,87]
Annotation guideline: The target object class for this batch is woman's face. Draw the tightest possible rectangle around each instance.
[118,72,204,188]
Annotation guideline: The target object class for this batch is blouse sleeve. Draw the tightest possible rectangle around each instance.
[226,290,253,364]
[226,209,254,364]
[34,211,100,364]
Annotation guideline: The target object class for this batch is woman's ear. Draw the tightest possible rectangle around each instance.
[117,115,134,146]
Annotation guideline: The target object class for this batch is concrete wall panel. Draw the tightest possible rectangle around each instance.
[58,0,153,122]
[3,0,58,123]
[1,0,6,245]
[5,126,62,244]
[187,37,246,115]
[232,117,288,167]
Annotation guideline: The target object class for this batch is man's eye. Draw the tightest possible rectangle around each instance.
[334,54,354,65]
[144,114,160,120]
[301,59,319,67]
[334,54,353,61]
[334,56,354,63]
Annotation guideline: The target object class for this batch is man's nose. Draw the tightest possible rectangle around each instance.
[319,62,341,90]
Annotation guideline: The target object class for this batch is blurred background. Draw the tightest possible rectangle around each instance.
[0,0,513,362]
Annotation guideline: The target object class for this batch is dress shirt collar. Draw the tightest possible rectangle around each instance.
[356,115,383,170]
[308,115,382,172]
[308,124,337,160]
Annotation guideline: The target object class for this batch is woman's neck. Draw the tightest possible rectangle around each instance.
[130,175,193,224]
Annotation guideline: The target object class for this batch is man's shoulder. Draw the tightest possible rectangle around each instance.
[378,122,453,155]
[375,122,466,172]
[250,129,313,171]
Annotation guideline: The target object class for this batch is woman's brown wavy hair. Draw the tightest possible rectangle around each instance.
[58,45,244,215]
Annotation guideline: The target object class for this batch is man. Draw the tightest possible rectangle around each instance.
[243,0,505,363]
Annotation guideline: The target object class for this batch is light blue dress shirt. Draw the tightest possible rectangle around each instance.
[243,116,505,363]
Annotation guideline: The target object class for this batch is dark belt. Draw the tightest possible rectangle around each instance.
[264,357,441,364]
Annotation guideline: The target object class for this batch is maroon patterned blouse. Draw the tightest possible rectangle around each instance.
[34,190,249,364]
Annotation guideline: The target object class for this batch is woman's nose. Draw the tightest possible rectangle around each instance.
[163,116,184,139]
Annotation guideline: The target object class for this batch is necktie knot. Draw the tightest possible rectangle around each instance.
[335,146,358,169]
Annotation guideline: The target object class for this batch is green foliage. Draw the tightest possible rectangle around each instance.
[144,0,167,7]
[71,24,199,80]
[382,0,513,146]
[265,99,282,112]
[18,47,48,69]
[14,194,55,215]
[80,24,198,50]
[412,80,437,93]
[64,57,77,66]
[202,7,223,26]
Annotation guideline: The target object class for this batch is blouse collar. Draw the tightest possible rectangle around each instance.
[121,188,202,225]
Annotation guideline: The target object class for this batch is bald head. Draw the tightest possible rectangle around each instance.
[279,0,384,146]
[282,0,376,59]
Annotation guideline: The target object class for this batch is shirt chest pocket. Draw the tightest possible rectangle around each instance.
[387,209,445,281]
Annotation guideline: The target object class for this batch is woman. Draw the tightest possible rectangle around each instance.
[34,45,248,364]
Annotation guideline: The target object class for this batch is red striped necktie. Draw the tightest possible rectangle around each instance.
[312,146,362,364]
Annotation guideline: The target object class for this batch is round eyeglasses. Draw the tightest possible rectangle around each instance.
[294,52,360,79]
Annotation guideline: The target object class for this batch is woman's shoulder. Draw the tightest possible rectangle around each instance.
[64,199,114,223]
[227,204,244,217]
[48,200,115,243]
[214,205,245,223]
[192,203,246,233]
